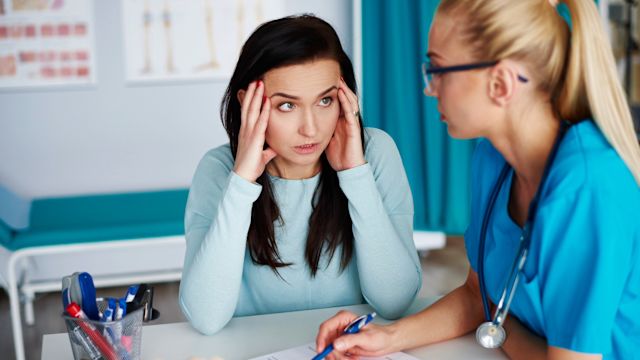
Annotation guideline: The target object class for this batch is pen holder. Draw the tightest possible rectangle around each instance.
[62,304,143,360]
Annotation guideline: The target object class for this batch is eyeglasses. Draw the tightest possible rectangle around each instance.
[422,60,529,94]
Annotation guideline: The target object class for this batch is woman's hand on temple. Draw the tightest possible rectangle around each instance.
[326,79,365,172]
[233,80,278,182]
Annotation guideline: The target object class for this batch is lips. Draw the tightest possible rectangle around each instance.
[293,143,319,154]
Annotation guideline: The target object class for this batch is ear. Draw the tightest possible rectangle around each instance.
[237,89,246,105]
[487,61,519,107]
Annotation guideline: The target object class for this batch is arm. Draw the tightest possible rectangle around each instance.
[502,317,601,360]
[180,80,274,335]
[325,81,420,318]
[316,268,486,358]
[179,164,261,335]
[337,130,421,319]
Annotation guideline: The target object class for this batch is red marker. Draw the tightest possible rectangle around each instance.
[66,302,118,360]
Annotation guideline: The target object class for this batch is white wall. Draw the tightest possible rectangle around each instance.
[0,0,353,199]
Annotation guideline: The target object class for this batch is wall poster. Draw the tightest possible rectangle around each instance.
[122,0,286,84]
[0,0,96,89]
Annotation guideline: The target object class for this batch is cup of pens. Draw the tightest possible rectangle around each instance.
[60,273,156,360]
[62,299,143,360]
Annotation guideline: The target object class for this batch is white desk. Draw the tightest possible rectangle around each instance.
[42,298,506,359]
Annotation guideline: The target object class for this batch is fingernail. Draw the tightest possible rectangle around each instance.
[334,341,344,351]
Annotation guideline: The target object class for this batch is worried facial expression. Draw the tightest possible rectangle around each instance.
[262,59,342,178]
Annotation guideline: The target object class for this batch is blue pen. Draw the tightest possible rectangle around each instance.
[311,312,376,360]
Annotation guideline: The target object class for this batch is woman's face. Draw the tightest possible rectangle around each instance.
[262,59,341,178]
[426,12,494,139]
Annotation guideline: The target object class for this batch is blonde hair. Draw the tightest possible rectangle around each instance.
[437,0,640,185]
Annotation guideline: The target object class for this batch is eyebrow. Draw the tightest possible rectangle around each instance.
[270,86,338,100]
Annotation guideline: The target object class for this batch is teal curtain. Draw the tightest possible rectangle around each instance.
[362,0,475,235]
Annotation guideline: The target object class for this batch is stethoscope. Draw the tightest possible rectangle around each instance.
[475,122,569,349]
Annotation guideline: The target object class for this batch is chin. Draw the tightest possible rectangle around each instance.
[446,125,474,140]
[284,152,322,165]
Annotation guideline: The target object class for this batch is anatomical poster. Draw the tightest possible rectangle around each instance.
[0,0,96,89]
[122,0,286,83]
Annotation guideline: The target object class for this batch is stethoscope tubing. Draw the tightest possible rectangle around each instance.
[477,122,569,346]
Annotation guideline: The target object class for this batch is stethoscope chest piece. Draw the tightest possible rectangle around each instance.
[476,321,506,349]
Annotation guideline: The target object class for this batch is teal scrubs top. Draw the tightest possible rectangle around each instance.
[465,120,640,359]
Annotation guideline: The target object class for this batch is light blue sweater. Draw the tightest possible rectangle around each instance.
[179,128,422,335]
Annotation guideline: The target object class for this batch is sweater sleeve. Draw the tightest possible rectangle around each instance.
[178,147,262,335]
[337,128,422,319]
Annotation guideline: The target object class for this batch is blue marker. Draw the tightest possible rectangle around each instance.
[118,298,127,318]
[107,298,117,319]
[100,307,114,322]
[311,312,376,360]
[124,285,139,303]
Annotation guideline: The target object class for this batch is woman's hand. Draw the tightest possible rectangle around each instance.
[233,80,278,182]
[315,310,398,360]
[326,79,365,172]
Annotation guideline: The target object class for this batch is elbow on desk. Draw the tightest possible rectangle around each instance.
[178,294,232,335]
[365,289,416,320]
[364,270,422,319]
[371,298,412,320]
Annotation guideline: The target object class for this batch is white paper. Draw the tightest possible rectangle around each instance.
[249,343,420,360]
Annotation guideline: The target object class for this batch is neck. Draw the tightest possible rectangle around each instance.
[266,158,322,180]
[489,105,560,197]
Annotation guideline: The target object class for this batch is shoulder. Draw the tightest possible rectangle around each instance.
[363,127,398,154]
[191,143,234,186]
[538,121,640,243]
[196,143,234,174]
[362,127,404,173]
[545,120,640,207]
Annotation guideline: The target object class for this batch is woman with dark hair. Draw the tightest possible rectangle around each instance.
[179,14,421,335]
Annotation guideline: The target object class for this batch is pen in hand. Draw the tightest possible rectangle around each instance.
[312,312,376,360]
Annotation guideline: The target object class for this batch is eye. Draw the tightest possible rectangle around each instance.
[319,96,333,107]
[277,102,295,112]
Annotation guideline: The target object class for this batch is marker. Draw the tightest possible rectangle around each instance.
[124,285,139,302]
[68,321,102,360]
[118,298,127,318]
[100,307,113,322]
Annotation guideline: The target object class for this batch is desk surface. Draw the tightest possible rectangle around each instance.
[42,298,506,359]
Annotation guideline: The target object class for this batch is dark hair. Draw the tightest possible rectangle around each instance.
[221,14,364,276]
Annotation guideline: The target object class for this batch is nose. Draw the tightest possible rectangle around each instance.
[298,109,318,137]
